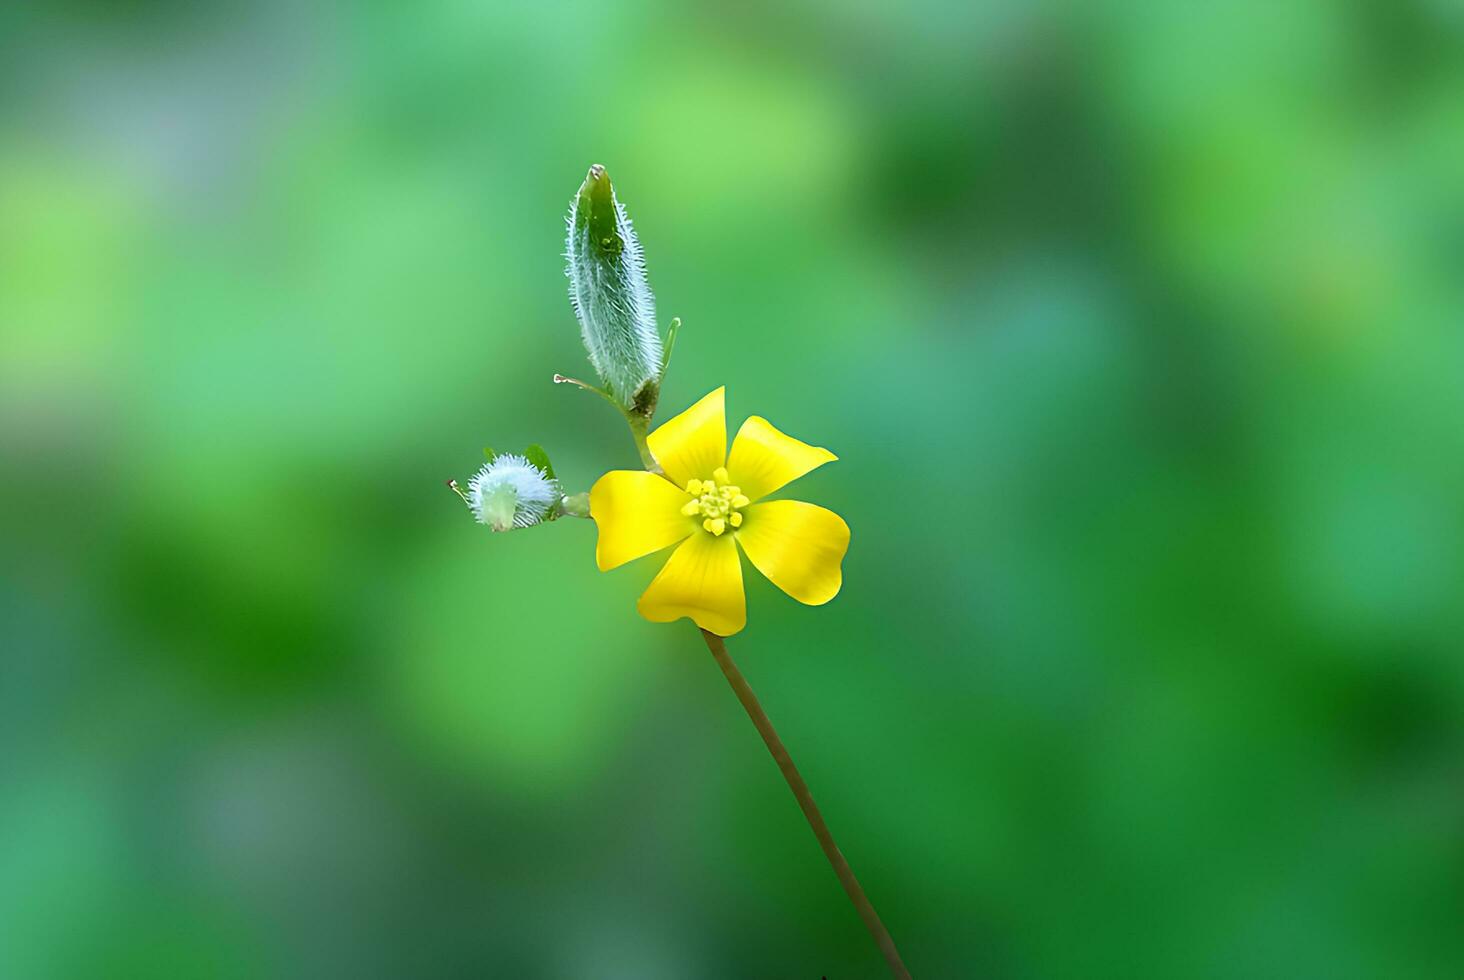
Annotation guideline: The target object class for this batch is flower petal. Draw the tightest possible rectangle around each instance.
[647,387,726,489]
[637,531,746,636]
[735,500,849,606]
[590,470,694,571]
[726,416,837,502]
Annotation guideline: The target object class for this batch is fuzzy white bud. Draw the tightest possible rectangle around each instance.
[466,454,559,531]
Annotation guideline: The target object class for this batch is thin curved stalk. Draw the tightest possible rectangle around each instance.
[700,628,912,980]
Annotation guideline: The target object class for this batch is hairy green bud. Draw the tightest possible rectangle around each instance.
[566,164,662,415]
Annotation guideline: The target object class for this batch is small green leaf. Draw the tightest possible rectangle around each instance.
[523,444,556,481]
[483,446,497,461]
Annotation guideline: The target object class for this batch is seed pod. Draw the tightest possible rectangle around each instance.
[565,164,662,415]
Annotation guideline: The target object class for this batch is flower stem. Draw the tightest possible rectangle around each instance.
[700,628,912,979]
[627,414,658,471]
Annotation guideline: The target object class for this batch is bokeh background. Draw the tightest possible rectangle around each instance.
[3,1,1463,977]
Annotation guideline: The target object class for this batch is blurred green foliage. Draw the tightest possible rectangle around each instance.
[2,1,1462,977]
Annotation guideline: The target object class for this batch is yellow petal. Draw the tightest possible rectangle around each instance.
[647,387,726,489]
[590,470,694,571]
[637,531,746,635]
[735,500,849,606]
[726,415,837,502]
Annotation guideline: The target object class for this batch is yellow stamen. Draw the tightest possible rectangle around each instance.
[683,469,753,535]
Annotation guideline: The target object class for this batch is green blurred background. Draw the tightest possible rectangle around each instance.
[3,1,1462,977]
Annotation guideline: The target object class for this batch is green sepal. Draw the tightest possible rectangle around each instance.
[660,316,681,379]
[522,444,555,481]
[483,446,497,462]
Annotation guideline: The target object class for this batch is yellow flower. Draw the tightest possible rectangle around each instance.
[590,387,851,636]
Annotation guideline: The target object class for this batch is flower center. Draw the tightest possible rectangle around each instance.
[679,467,750,536]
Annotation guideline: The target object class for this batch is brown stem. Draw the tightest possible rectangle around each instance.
[700,628,912,979]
